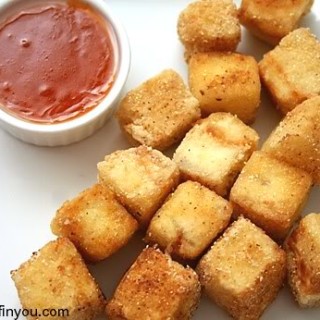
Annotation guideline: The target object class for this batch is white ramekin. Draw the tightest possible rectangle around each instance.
[0,0,130,146]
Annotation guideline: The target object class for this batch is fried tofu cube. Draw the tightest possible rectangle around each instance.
[197,217,286,320]
[285,213,320,307]
[106,247,201,320]
[173,113,259,196]
[177,0,241,56]
[259,28,320,115]
[239,0,314,45]
[145,181,232,260]
[98,146,180,227]
[230,151,312,241]
[51,184,138,262]
[11,238,105,320]
[117,69,200,151]
[189,52,261,124]
[262,96,320,185]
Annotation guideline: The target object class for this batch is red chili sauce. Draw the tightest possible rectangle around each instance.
[0,3,115,123]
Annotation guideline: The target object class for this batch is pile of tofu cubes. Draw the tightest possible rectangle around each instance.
[11,0,320,319]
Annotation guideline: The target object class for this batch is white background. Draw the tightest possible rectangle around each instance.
[0,1,319,319]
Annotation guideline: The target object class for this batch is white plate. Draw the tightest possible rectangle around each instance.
[0,1,319,319]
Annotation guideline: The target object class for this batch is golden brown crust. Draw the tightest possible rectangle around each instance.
[145,181,232,260]
[177,0,240,55]
[51,184,138,262]
[197,217,286,320]
[259,28,320,115]
[262,96,320,184]
[106,247,201,320]
[117,69,200,151]
[285,213,320,307]
[173,113,259,196]
[240,0,314,45]
[98,146,180,227]
[11,238,105,320]
[230,151,312,241]
[188,52,261,124]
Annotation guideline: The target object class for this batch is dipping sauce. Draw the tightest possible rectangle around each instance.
[0,2,115,123]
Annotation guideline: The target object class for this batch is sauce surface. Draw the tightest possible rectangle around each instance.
[0,3,115,123]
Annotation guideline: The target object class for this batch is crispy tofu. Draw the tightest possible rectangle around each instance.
[51,184,138,262]
[262,96,320,185]
[259,28,320,115]
[98,146,180,227]
[285,213,320,307]
[11,238,105,320]
[106,247,201,320]
[145,181,232,260]
[117,69,200,151]
[177,0,241,57]
[189,52,261,124]
[240,0,314,45]
[197,217,286,320]
[173,113,259,196]
[230,151,312,241]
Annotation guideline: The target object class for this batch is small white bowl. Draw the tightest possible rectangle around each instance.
[0,0,130,146]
